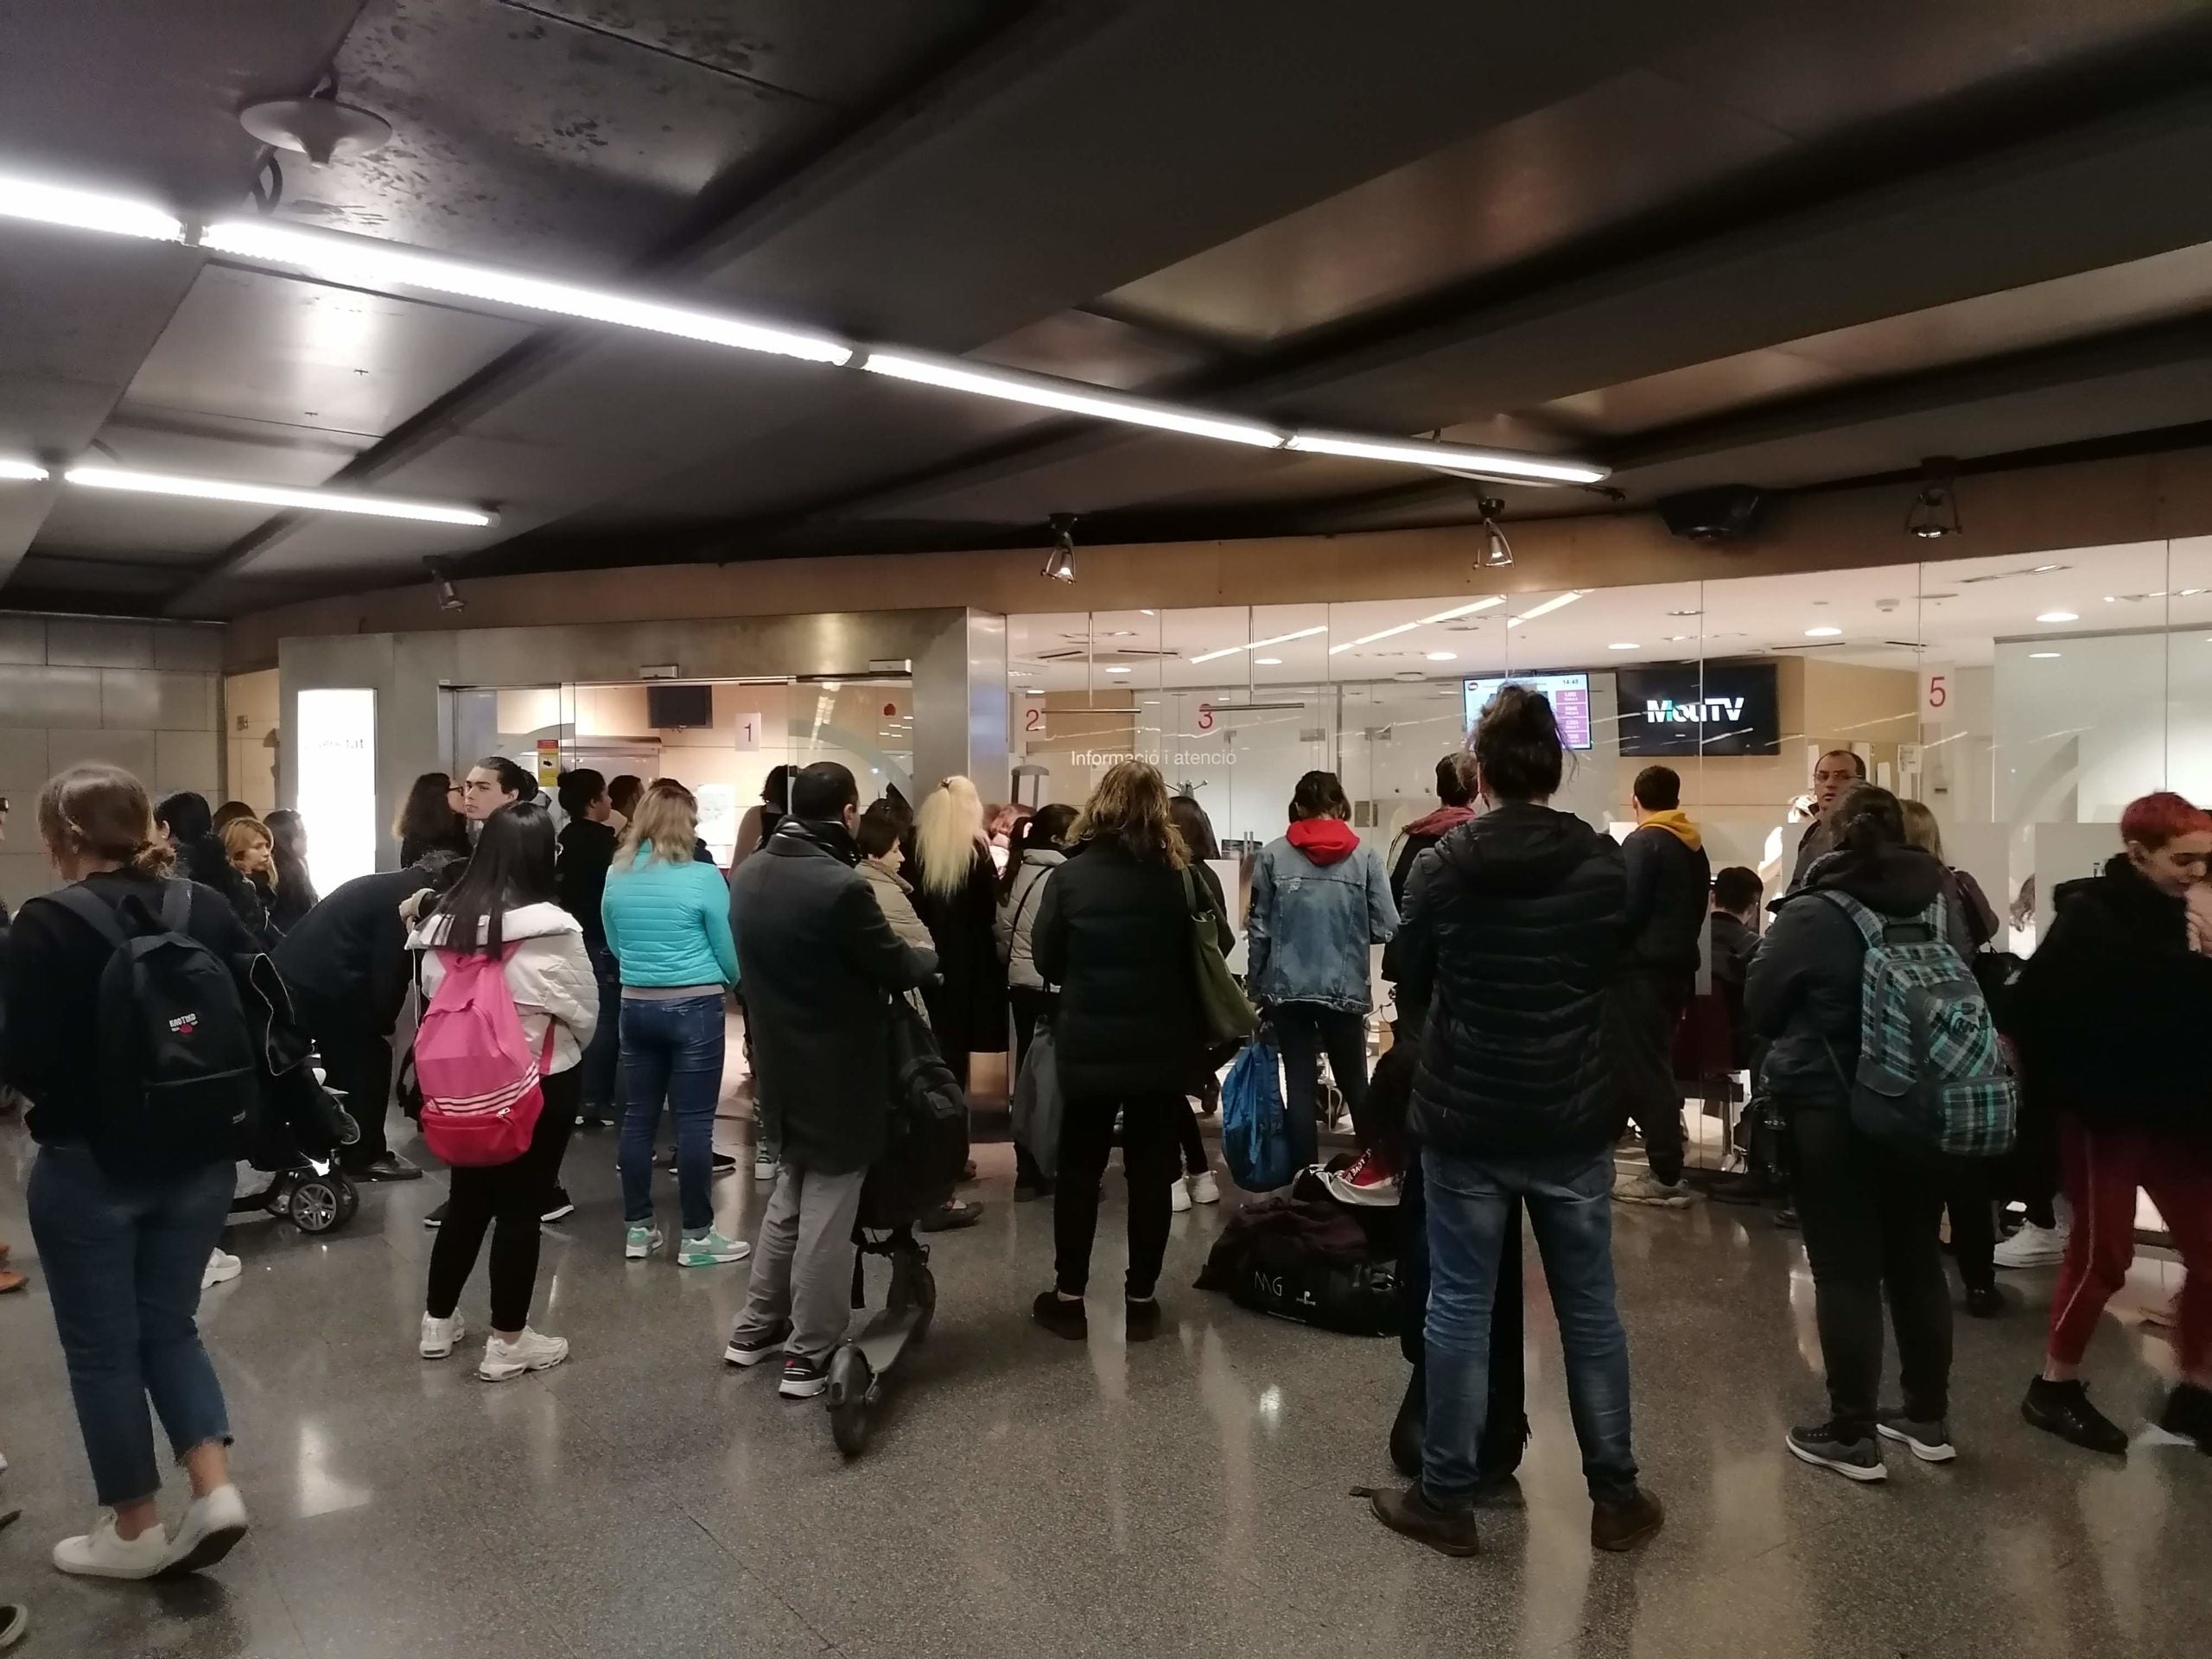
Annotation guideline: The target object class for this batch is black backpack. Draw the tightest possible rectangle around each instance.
[52,880,257,1174]
[862,1001,969,1228]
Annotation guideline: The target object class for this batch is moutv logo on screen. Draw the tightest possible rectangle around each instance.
[1643,696,1746,724]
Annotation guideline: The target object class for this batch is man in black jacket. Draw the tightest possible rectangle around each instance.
[1610,766,1711,1206]
[723,763,937,1400]
[272,856,452,1180]
[1786,749,1866,892]
[1708,865,1764,1069]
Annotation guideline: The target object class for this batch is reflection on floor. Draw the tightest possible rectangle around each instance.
[0,1112,2202,1659]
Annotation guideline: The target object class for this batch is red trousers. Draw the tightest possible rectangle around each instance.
[2046,1116,2212,1376]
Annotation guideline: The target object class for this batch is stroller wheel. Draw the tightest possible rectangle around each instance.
[333,1173,359,1226]
[289,1177,345,1235]
[827,1346,874,1459]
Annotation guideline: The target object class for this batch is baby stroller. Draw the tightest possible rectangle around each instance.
[230,956,362,1236]
[824,1003,967,1458]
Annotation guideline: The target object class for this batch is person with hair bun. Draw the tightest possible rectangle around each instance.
[460,756,537,825]
[1748,781,1961,1483]
[1373,683,1656,1557]
[2013,790,2212,1455]
[2,765,257,1580]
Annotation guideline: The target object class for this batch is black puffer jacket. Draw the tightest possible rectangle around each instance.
[1033,837,1224,1098]
[1621,822,1710,976]
[1745,844,1947,1110]
[2013,856,2212,1135]
[1396,803,1626,1159]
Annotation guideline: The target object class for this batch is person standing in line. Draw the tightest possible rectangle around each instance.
[274,856,456,1184]
[156,791,269,945]
[1610,765,1710,1209]
[910,775,1000,1231]
[2012,791,2212,1453]
[1030,762,1228,1344]
[221,817,277,939]
[725,764,938,1396]
[556,769,622,1132]
[410,803,596,1380]
[856,801,935,961]
[728,765,791,878]
[601,779,748,1268]
[1247,770,1399,1188]
[999,804,1075,1201]
[262,809,316,935]
[1389,754,1480,910]
[396,772,470,868]
[607,774,644,830]
[1786,750,1868,891]
[1747,783,1960,1482]
[2,765,255,1580]
[1707,865,1764,1057]
[1163,795,1230,1205]
[1370,685,1661,1557]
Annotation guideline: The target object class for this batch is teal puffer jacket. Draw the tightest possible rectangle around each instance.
[601,849,739,988]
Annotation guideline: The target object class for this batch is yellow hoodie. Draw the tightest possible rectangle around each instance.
[1638,809,1702,852]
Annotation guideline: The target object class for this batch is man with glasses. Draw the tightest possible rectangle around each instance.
[1788,750,1867,891]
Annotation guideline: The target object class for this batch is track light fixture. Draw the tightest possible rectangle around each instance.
[425,557,465,613]
[1906,457,1961,539]
[1476,497,1514,569]
[1043,514,1078,583]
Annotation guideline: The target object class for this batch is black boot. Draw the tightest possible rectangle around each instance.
[1389,1368,1424,1479]
[2022,1376,2130,1455]
[2157,1381,2212,1452]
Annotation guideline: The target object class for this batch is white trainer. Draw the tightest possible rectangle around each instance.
[1993,1223,2068,1269]
[1170,1177,1193,1213]
[201,1249,242,1291]
[419,1312,466,1359]
[624,1224,662,1261]
[53,1512,169,1580]
[1189,1170,1222,1205]
[753,1149,779,1181]
[479,1327,569,1382]
[159,1483,248,1577]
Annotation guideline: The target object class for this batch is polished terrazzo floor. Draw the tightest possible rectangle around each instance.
[0,1099,2204,1659]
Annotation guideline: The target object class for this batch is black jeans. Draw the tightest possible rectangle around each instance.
[1274,1002,1370,1167]
[1054,1090,1180,1300]
[1010,985,1056,1190]
[1945,1159,1996,1294]
[1608,969,1688,1185]
[1789,1103,1953,1436]
[1400,1148,1528,1472]
[427,1069,579,1332]
[298,995,395,1167]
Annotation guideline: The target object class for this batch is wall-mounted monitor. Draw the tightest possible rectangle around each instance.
[645,683,714,730]
[1616,661,1780,756]
[1464,672,1592,751]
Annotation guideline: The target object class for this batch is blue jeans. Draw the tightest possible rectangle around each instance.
[579,942,623,1113]
[1422,1143,1637,1507]
[618,994,725,1232]
[27,1145,234,1505]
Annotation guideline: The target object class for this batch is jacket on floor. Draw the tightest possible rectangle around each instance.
[2013,855,2212,1135]
[409,901,599,1073]
[995,848,1065,991]
[604,847,739,988]
[729,817,938,1175]
[1394,802,1626,1160]
[273,866,438,1033]
[1033,837,1218,1098]
[1247,821,1398,1012]
[1745,844,1948,1111]
[1621,814,1711,976]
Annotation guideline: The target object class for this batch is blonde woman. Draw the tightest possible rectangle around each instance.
[220,816,276,938]
[910,777,1001,1229]
[601,780,747,1267]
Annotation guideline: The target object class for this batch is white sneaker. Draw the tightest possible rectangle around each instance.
[478,1327,569,1382]
[1993,1223,2068,1268]
[624,1224,662,1260]
[53,1512,169,1579]
[1613,1172,1699,1208]
[1189,1170,1221,1205]
[201,1249,242,1290]
[1170,1176,1193,1213]
[419,1312,466,1359]
[753,1149,779,1181]
[677,1230,752,1268]
[160,1484,248,1577]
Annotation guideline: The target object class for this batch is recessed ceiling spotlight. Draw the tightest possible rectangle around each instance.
[1425,651,1458,662]
[1804,626,1843,639]
[2030,652,2062,659]
[1664,609,1702,618]
[1663,634,1692,642]
[1254,657,1282,665]
[2037,610,2079,623]
[1608,642,1639,651]
[1103,665,1132,675]
[2031,563,2067,573]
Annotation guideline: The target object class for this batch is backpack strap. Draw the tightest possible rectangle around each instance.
[48,882,130,950]
[1814,890,1884,951]
[159,878,192,934]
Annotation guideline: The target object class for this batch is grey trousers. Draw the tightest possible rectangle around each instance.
[734,1162,867,1361]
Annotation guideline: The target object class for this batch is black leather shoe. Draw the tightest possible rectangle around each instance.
[1964,1283,2005,1319]
[1367,1484,1479,1557]
[2023,1376,2130,1454]
[346,1153,423,1182]
[1032,1289,1087,1340]
[920,1198,982,1232]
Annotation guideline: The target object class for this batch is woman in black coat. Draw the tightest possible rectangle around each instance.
[1030,762,1227,1343]
[910,775,1009,1085]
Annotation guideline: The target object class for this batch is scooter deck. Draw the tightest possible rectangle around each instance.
[849,1304,928,1372]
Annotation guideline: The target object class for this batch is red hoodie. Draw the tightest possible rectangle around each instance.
[1286,817,1362,867]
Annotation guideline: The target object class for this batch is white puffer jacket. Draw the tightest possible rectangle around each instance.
[408,901,599,1073]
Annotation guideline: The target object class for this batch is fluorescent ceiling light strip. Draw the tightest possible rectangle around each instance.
[0,458,51,481]
[199,219,854,366]
[1189,625,1327,665]
[65,466,493,526]
[1285,430,1608,486]
[0,175,183,241]
[1505,591,1586,626]
[1327,595,1505,654]
[862,351,1282,447]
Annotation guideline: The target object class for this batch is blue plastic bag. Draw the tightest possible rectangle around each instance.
[1220,1031,1290,1192]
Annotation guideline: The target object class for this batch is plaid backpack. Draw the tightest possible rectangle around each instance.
[1820,893,2018,1158]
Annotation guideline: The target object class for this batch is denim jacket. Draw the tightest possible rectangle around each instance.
[1247,837,1398,1011]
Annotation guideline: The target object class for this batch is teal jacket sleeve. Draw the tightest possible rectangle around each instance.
[698,864,740,986]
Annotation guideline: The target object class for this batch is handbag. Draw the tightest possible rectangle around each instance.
[1009,1017,1065,1179]
[1181,866,1257,1045]
[1220,1029,1291,1191]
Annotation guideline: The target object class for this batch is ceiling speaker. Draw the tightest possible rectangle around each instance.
[1656,485,1770,544]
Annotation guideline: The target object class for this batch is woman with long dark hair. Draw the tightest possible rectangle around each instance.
[410,802,596,1380]
[264,808,317,933]
[998,803,1076,1200]
[156,791,267,944]
[1165,794,1230,1205]
[555,769,622,1130]
[395,772,470,868]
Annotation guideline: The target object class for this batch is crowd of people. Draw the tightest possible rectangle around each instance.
[0,687,2207,1611]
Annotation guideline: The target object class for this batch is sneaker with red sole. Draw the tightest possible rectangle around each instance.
[1325,1149,1402,1208]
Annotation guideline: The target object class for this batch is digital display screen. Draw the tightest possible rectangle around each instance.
[1615,661,1781,756]
[1464,673,1592,751]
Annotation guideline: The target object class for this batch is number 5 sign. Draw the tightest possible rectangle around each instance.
[1918,665,1955,725]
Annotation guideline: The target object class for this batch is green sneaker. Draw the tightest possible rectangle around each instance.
[624,1225,662,1261]
[677,1230,752,1268]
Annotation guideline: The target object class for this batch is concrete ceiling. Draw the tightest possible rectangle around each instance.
[6,0,2212,617]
